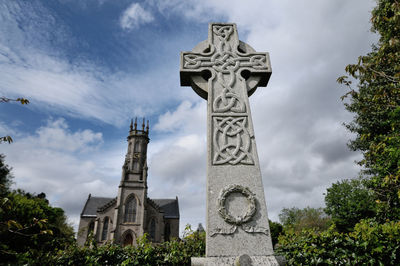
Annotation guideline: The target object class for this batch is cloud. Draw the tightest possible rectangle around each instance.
[1,0,378,234]
[1,118,123,231]
[120,3,154,30]
[30,118,103,152]
[154,100,206,134]
[0,1,188,127]
[145,0,374,224]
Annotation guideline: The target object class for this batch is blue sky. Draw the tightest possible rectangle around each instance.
[1,0,378,234]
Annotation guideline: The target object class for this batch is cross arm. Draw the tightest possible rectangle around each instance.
[235,52,272,87]
[180,51,213,86]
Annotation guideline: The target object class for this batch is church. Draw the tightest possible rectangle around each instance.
[77,119,180,246]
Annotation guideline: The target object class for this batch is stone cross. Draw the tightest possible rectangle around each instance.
[180,23,280,265]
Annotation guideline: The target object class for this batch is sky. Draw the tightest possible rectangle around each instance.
[1,0,378,234]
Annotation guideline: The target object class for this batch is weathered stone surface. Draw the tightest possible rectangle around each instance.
[180,23,281,265]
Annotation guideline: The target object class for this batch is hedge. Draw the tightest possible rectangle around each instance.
[276,219,400,265]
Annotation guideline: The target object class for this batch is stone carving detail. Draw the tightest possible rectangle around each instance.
[213,72,246,113]
[212,25,233,41]
[183,54,268,71]
[217,184,256,225]
[213,117,254,165]
[210,184,269,237]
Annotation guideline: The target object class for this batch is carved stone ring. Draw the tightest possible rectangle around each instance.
[217,184,256,225]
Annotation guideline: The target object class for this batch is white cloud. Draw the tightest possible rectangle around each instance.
[31,118,103,152]
[1,0,379,233]
[145,0,375,224]
[0,1,186,127]
[154,100,206,134]
[1,119,123,231]
[120,3,154,30]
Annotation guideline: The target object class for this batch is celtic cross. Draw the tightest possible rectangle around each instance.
[180,23,278,264]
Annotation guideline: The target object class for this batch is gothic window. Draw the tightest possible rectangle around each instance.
[87,221,95,238]
[128,142,132,153]
[123,232,133,247]
[124,195,136,223]
[149,218,156,241]
[134,141,140,152]
[101,217,109,241]
[164,222,171,241]
[133,160,140,171]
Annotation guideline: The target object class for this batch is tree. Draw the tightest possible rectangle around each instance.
[268,219,283,246]
[278,207,331,233]
[0,154,13,197]
[324,179,376,232]
[0,155,74,263]
[0,190,75,263]
[337,0,400,220]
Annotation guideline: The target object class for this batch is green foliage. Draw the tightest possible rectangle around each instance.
[276,219,400,265]
[0,154,13,197]
[324,178,377,232]
[268,219,283,246]
[0,190,74,264]
[338,0,400,221]
[44,224,205,266]
[279,207,332,233]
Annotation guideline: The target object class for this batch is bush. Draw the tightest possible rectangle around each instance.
[0,190,74,264]
[44,225,205,266]
[276,219,400,265]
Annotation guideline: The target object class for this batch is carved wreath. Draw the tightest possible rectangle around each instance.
[217,184,256,225]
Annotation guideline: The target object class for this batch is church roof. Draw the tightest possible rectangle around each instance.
[80,194,180,219]
[152,198,180,219]
[81,195,114,217]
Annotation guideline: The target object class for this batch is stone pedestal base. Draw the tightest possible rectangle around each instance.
[192,254,285,266]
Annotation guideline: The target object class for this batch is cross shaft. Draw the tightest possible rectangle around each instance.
[180,23,276,262]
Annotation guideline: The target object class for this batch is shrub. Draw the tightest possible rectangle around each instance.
[276,219,400,265]
[43,225,205,266]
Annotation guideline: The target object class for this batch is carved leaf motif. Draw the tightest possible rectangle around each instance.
[212,184,269,237]
[242,224,270,235]
[209,225,237,237]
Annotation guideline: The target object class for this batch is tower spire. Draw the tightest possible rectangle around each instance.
[142,118,145,131]
[146,120,149,133]
[134,117,137,132]
[130,119,133,131]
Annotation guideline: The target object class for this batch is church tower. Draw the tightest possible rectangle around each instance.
[77,118,179,247]
[110,118,150,245]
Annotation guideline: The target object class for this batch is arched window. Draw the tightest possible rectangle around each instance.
[87,221,95,238]
[124,196,136,223]
[128,142,132,153]
[101,217,109,241]
[133,160,140,171]
[134,141,140,152]
[149,218,156,241]
[123,233,134,247]
[164,222,171,241]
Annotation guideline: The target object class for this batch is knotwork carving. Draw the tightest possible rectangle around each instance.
[213,117,254,165]
[249,55,268,69]
[213,71,245,113]
[213,90,245,113]
[212,25,233,41]
[210,184,269,237]
[211,52,239,73]
[182,53,268,71]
